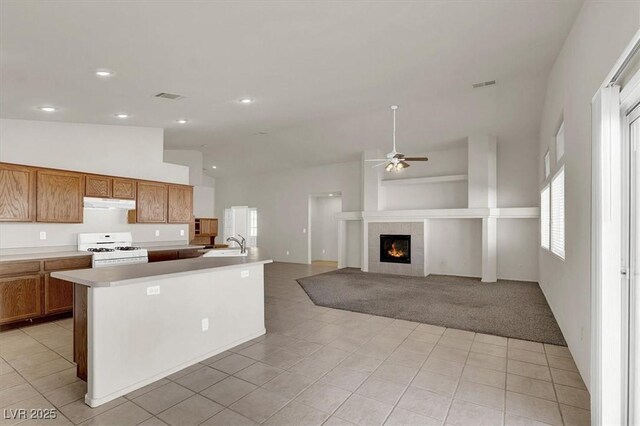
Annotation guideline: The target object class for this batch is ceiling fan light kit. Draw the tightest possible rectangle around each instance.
[366,105,429,172]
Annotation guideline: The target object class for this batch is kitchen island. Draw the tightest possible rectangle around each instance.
[51,249,272,408]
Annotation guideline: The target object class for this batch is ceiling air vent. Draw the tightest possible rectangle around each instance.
[154,92,184,100]
[472,80,496,89]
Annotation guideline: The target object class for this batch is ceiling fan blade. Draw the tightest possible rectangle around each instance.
[372,162,389,168]
[365,159,391,162]
[403,157,429,161]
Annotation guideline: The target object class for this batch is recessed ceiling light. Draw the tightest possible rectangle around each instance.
[212,166,217,169]
[328,193,334,197]
[115,113,129,119]
[176,119,189,124]
[37,106,57,112]
[95,69,114,77]
[239,98,254,104]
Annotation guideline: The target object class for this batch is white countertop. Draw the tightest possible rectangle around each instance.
[51,248,272,287]
[0,242,206,262]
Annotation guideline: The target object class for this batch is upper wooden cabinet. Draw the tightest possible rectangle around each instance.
[168,185,193,223]
[136,182,167,223]
[0,163,36,222]
[112,178,136,200]
[36,170,84,223]
[85,175,111,198]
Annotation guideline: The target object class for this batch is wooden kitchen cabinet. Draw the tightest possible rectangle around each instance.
[85,175,111,198]
[136,182,167,223]
[0,163,36,222]
[112,178,136,200]
[0,274,42,325]
[44,274,74,314]
[167,185,193,223]
[36,169,84,223]
[148,250,179,262]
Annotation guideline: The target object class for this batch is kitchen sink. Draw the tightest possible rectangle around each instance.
[202,248,248,257]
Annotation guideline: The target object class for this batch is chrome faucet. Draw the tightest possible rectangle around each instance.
[227,234,247,253]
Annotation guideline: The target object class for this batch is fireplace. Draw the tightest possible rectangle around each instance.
[380,234,411,264]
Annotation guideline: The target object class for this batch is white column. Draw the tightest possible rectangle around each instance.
[337,220,347,269]
[482,217,497,283]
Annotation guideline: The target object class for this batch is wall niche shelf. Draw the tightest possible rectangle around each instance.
[381,174,468,186]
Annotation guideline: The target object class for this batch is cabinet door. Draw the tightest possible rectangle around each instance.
[0,274,42,325]
[168,185,193,223]
[136,182,167,223]
[37,170,84,223]
[0,163,36,222]
[44,274,73,314]
[112,178,136,200]
[85,175,111,198]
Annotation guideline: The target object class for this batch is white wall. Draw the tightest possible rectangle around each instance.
[0,119,190,249]
[310,196,342,261]
[164,149,216,217]
[537,1,640,390]
[215,161,361,265]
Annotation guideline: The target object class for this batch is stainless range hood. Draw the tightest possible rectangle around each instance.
[84,197,136,210]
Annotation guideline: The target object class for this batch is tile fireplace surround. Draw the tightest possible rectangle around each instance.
[368,222,424,276]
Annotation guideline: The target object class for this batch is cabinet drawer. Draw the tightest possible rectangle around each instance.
[44,256,92,272]
[0,261,41,277]
[0,274,42,324]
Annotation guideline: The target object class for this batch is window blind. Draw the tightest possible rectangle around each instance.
[541,185,550,250]
[551,167,565,259]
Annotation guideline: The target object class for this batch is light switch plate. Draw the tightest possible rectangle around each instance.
[241,270,250,278]
[39,231,46,240]
[155,230,160,237]
[180,230,185,236]
[202,318,209,331]
[286,251,290,256]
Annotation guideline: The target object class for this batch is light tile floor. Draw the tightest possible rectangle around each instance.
[0,262,590,425]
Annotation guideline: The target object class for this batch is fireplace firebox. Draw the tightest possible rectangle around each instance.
[380,234,411,264]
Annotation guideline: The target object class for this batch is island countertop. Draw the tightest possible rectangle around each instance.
[51,248,272,288]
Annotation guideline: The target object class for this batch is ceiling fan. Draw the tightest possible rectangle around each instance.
[366,105,429,172]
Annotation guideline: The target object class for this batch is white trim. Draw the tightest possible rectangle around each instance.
[381,174,468,186]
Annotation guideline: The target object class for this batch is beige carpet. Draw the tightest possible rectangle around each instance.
[297,268,566,346]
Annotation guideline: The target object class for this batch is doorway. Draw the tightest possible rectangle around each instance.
[308,193,342,267]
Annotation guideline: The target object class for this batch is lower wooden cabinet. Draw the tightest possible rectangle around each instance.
[148,250,179,262]
[0,255,92,326]
[44,274,74,315]
[0,274,42,325]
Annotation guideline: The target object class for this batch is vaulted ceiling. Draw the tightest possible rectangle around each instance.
[1,1,583,176]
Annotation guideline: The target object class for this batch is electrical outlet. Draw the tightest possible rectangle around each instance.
[146,286,160,296]
[155,230,160,237]
[39,231,46,240]
[180,230,185,237]
[322,249,326,254]
[303,228,307,234]
[241,270,250,278]
[202,318,209,331]
[286,251,290,256]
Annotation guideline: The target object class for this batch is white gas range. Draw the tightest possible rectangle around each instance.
[78,232,148,268]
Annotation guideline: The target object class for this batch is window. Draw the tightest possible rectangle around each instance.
[248,208,257,248]
[556,121,565,161]
[249,208,257,237]
[551,166,565,259]
[540,185,550,250]
[544,151,550,179]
